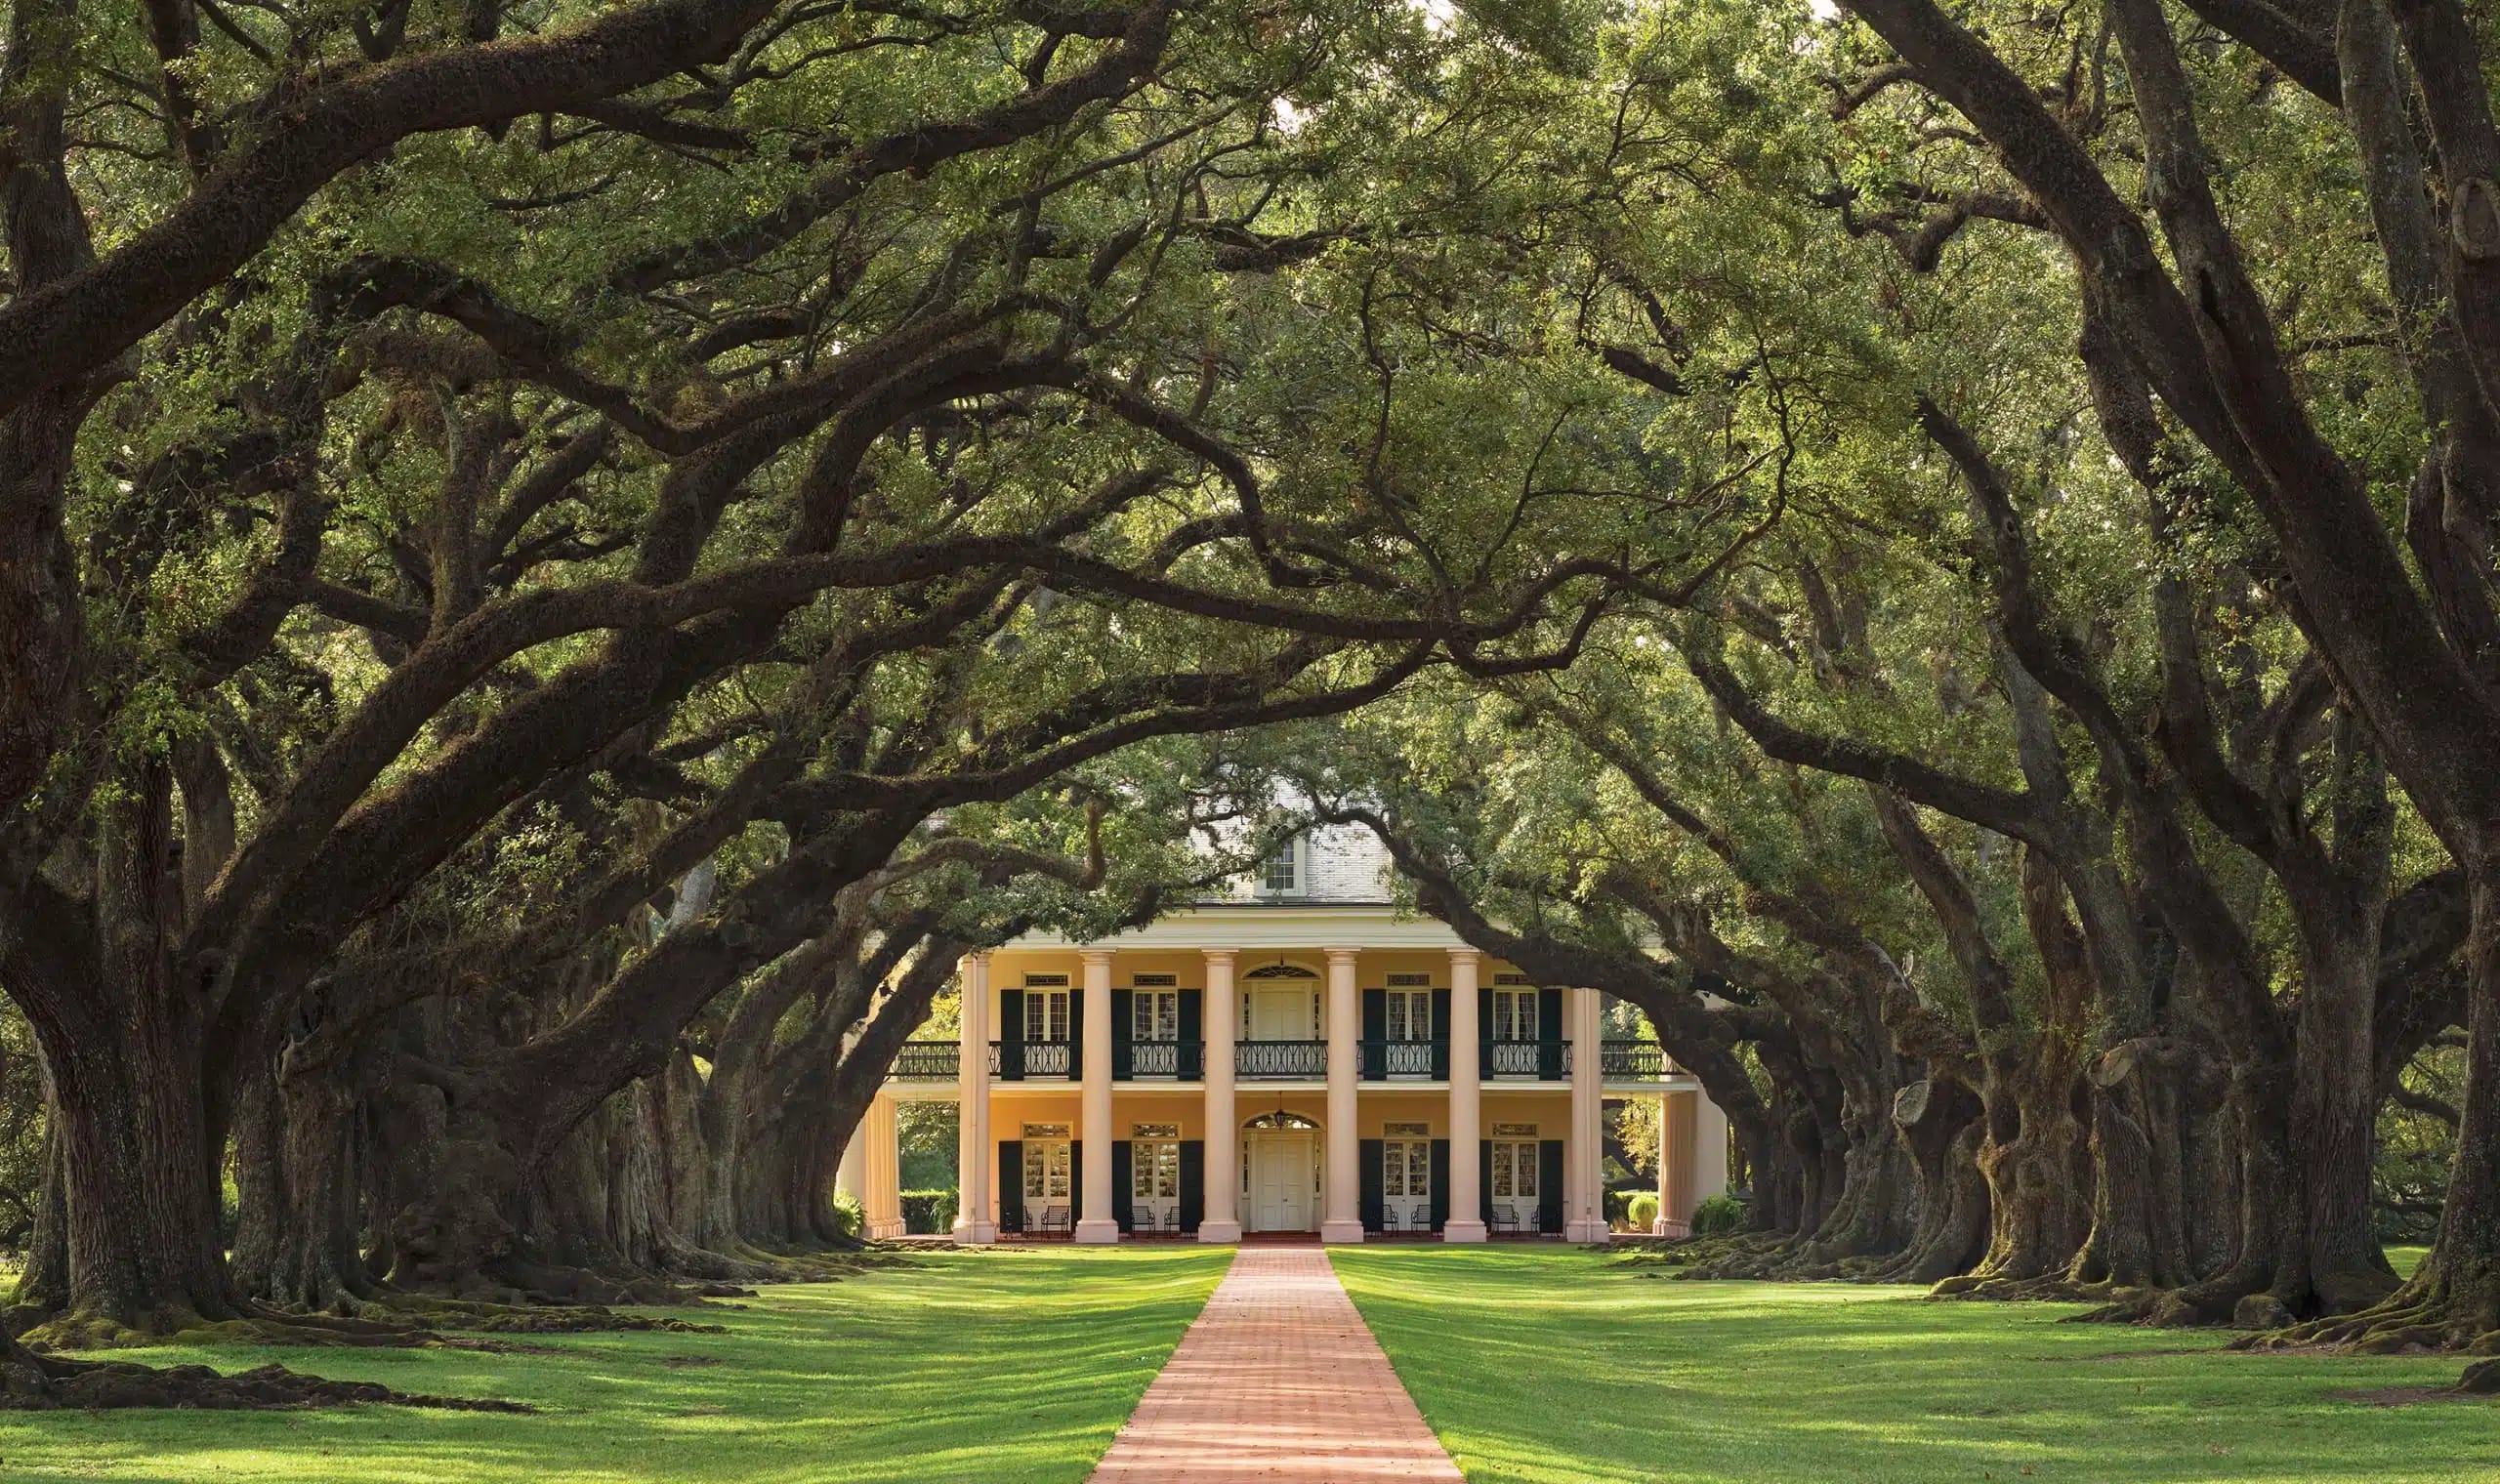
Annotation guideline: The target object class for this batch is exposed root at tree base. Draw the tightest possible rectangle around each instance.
[0,1354,532,1413]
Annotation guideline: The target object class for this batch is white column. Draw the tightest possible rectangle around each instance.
[835,1026,867,1207]
[835,1121,867,1207]
[1662,1090,1697,1230]
[1074,947,1121,1243]
[950,953,996,1243]
[1443,949,1486,1243]
[1565,986,1609,1243]
[1199,949,1242,1243]
[1693,1087,1730,1205]
[1320,946,1364,1243]
[864,1091,906,1240]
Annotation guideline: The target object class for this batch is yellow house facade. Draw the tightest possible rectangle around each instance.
[845,829,1729,1244]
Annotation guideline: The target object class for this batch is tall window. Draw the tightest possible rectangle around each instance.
[1132,1140,1180,1200]
[1261,839,1299,892]
[1493,987,1539,1041]
[1383,1122,1431,1200]
[1131,988,1180,1042]
[1385,988,1432,1041]
[1490,1140,1539,1199]
[1024,988,1070,1042]
[1023,1140,1072,1200]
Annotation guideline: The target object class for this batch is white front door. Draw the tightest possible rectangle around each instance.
[1248,1133,1313,1231]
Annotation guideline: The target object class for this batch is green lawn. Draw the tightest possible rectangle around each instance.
[0,1247,1229,1484]
[1333,1246,2500,1484]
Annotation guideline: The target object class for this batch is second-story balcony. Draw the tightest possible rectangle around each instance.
[1236,1039,1326,1079]
[1600,1040,1672,1080]
[1484,1038,1566,1080]
[1358,1039,1439,1080]
[1123,1040,1205,1079]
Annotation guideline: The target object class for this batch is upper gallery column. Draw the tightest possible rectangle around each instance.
[1564,985,1608,1242]
[1199,949,1243,1243]
[1443,948,1487,1243]
[1320,946,1365,1243]
[950,952,996,1243]
[1074,947,1121,1243]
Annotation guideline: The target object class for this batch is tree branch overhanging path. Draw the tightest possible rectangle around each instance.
[1,0,2497,1419]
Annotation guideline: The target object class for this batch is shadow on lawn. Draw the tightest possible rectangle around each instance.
[0,1247,1231,1484]
[1332,1246,2499,1484]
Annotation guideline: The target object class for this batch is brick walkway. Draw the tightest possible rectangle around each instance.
[1089,1247,1464,1481]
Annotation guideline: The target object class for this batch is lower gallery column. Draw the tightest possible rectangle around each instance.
[951,953,996,1243]
[865,1092,906,1240]
[1199,949,1243,1243]
[1321,946,1364,1243]
[1693,1088,1730,1206]
[1074,947,1121,1243]
[1663,1090,1698,1229]
[1565,986,1608,1242]
[1443,948,1487,1242]
[835,1126,866,1207]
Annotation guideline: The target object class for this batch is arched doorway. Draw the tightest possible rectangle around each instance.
[1240,1111,1320,1233]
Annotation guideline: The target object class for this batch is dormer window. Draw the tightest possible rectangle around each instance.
[1260,838,1300,894]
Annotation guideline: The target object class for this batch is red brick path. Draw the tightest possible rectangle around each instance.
[1089,1247,1464,1481]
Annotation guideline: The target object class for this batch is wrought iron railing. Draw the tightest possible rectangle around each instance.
[1015,1040,1071,1077]
[891,1041,959,1080]
[1236,1040,1326,1078]
[1359,1039,1438,1079]
[1600,1040,1670,1079]
[1126,1040,1203,1078]
[1484,1038,1564,1079]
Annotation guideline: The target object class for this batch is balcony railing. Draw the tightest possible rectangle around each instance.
[1484,1038,1565,1079]
[1600,1040,1671,1079]
[1359,1039,1438,1080]
[1008,1040,1071,1078]
[1237,1040,1326,1079]
[892,1041,959,1080]
[896,1036,1668,1084]
[1125,1040,1203,1079]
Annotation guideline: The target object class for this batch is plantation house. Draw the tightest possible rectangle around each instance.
[844,827,1729,1243]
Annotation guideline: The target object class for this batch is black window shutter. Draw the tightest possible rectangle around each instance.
[1431,989,1452,1079]
[998,989,1024,1081]
[997,1141,1023,1233]
[1537,987,1563,1080]
[1358,1137,1385,1233]
[1430,1139,1451,1231]
[1178,989,1203,1079]
[1072,1139,1085,1222]
[1111,989,1134,1080]
[1361,988,1387,1080]
[1111,1140,1134,1232]
[1479,1139,1495,1224]
[1479,986,1496,1070]
[1538,1139,1565,1233]
[1067,993,1085,1080]
[1180,1140,1205,1232]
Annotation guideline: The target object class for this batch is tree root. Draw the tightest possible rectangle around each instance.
[0,1330,529,1413]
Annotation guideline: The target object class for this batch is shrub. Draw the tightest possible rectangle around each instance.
[900,1188,958,1235]
[828,1188,863,1241]
[1625,1192,1660,1232]
[1691,1192,1744,1236]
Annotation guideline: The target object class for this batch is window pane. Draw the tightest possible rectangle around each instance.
[1517,1144,1537,1196]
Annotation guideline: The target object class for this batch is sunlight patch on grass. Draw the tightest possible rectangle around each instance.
[0,1247,1229,1484]
[1333,1247,2498,1484]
